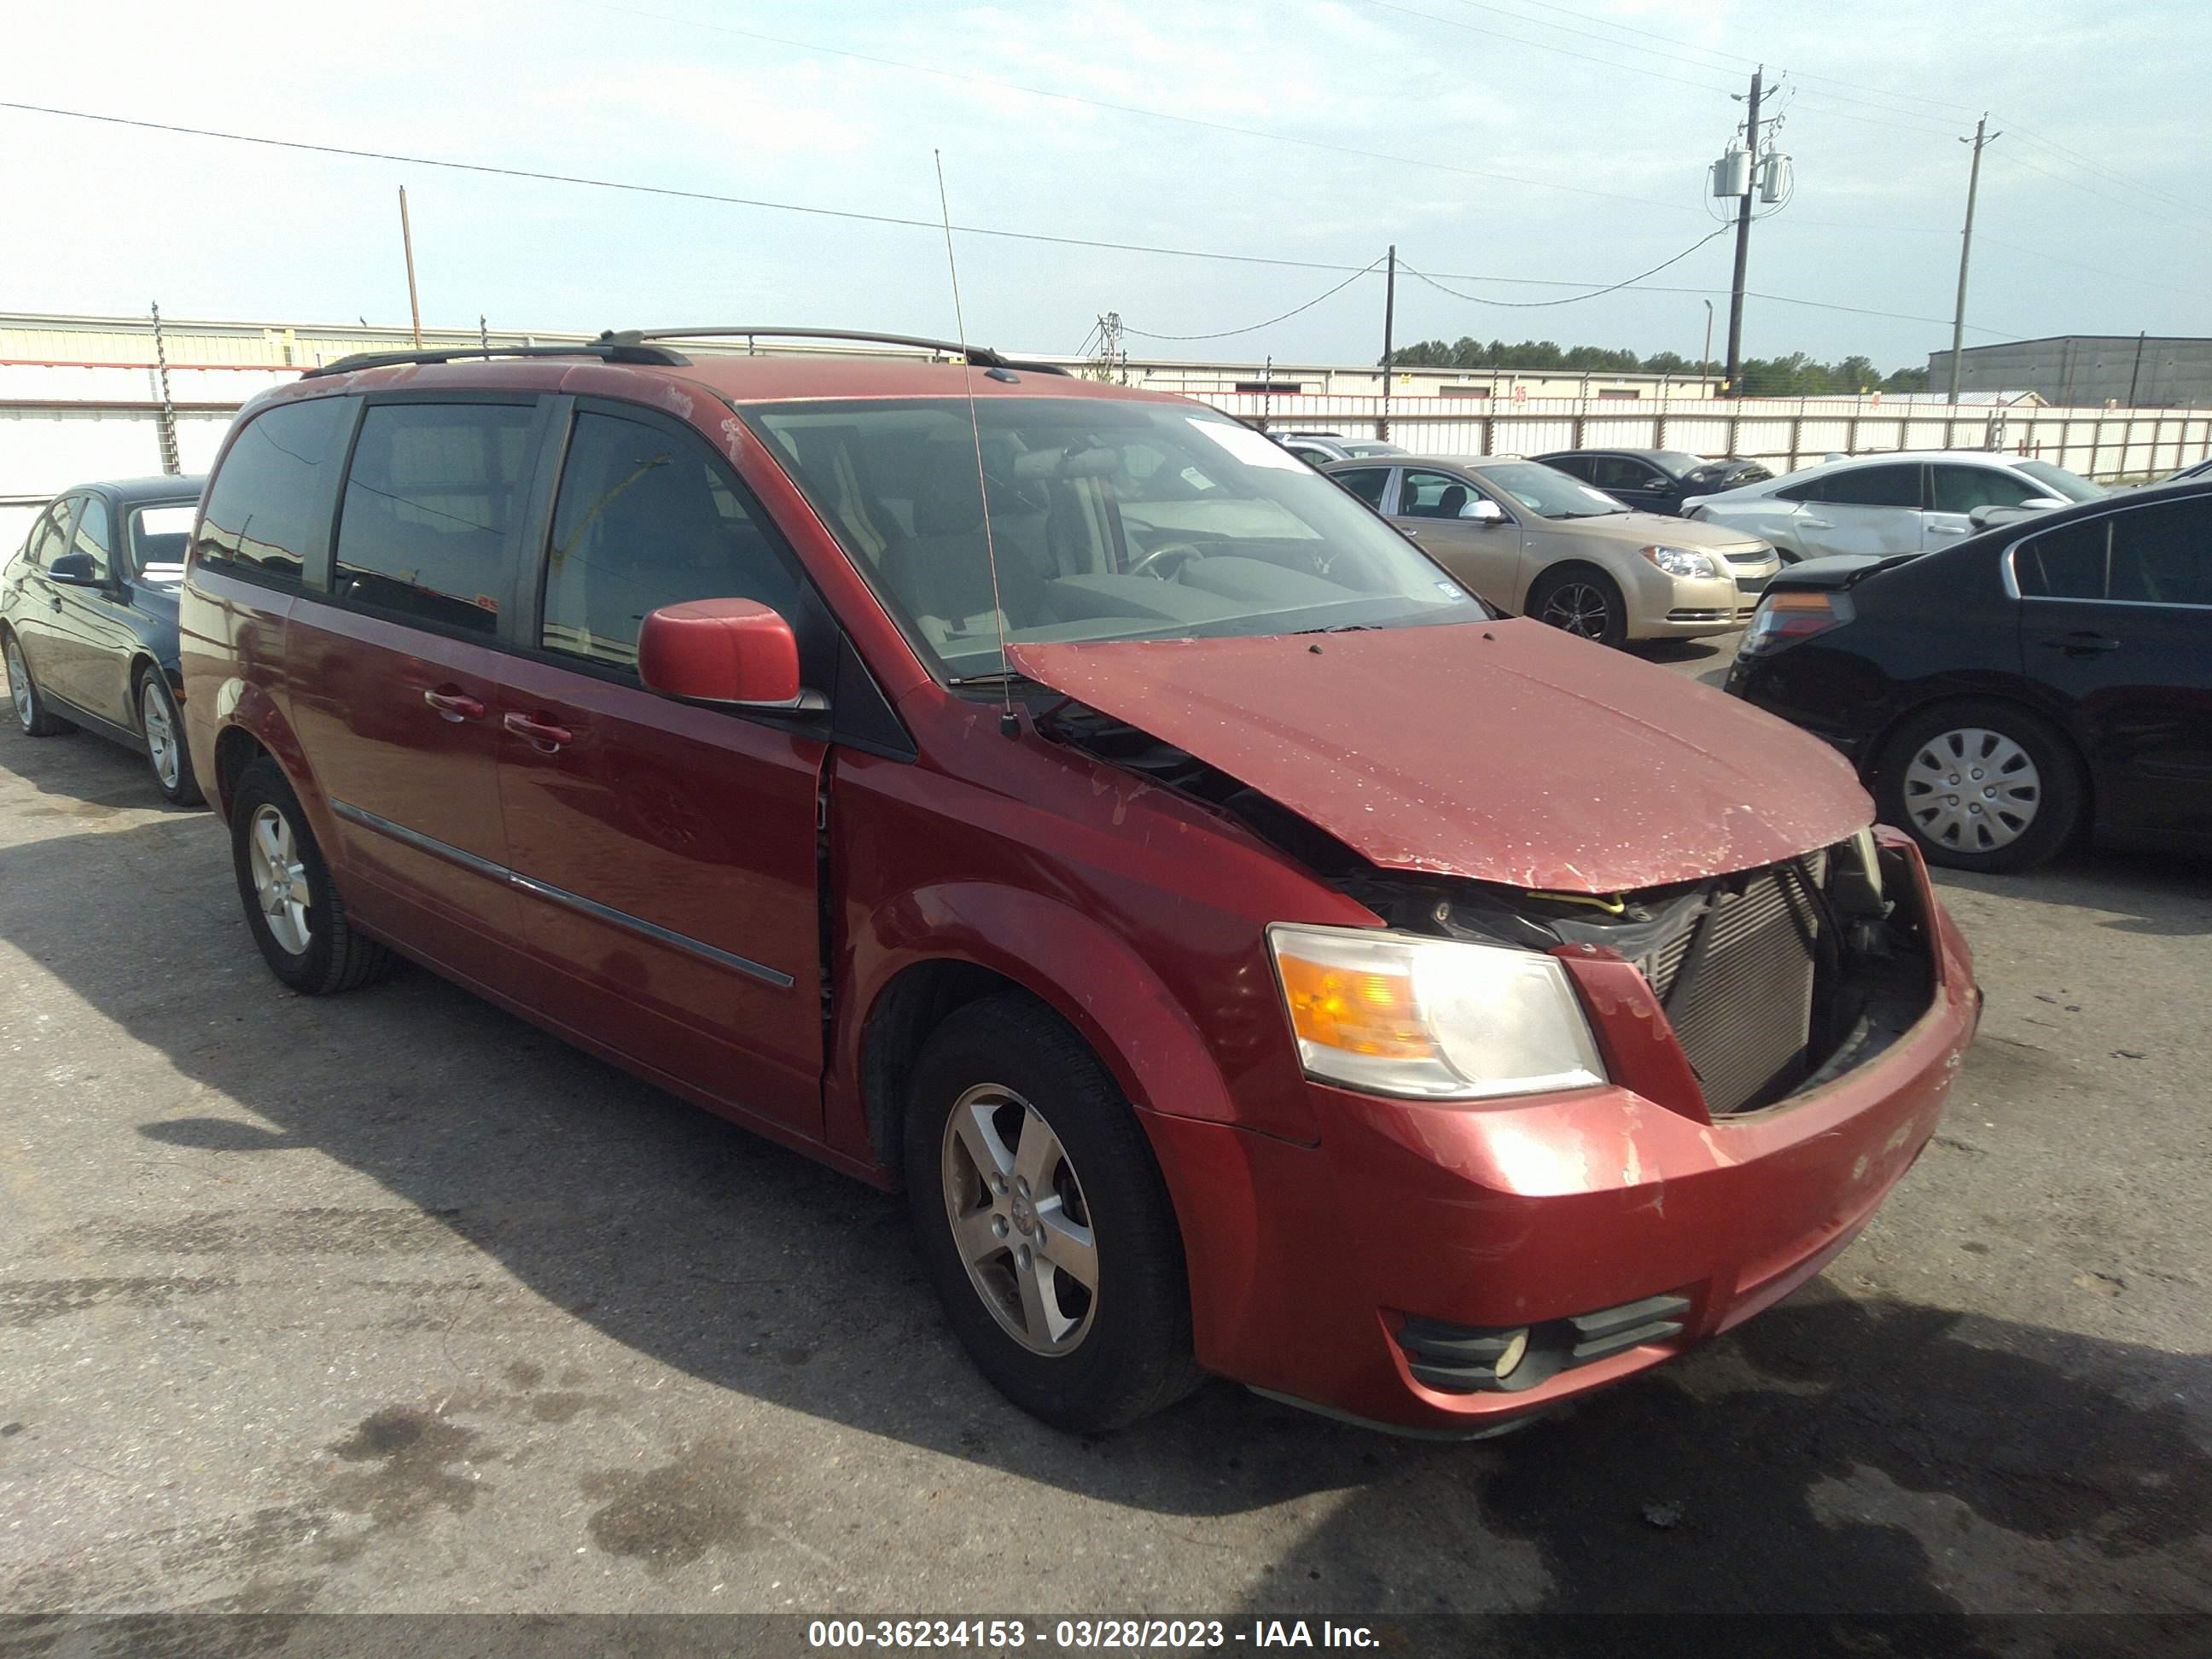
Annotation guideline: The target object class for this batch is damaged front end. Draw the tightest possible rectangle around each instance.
[1043,701,1936,1121]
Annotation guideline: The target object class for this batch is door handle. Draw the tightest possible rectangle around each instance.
[2039,632,2120,656]
[422,687,486,721]
[1930,524,1969,536]
[1799,518,1833,529]
[503,711,574,748]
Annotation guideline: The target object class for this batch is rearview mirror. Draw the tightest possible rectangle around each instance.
[1461,498,1505,524]
[47,551,101,586]
[637,598,805,708]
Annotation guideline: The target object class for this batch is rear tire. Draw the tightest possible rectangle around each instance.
[1875,700,2084,872]
[229,757,395,993]
[1527,566,1629,649]
[137,669,203,806]
[904,992,1202,1432]
[4,631,73,736]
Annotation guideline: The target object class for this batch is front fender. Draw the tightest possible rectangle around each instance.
[835,882,1317,1165]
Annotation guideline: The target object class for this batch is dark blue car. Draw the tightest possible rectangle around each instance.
[3,475,208,803]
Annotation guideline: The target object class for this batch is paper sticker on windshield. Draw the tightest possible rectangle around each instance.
[1185,417,1305,472]
[1435,582,1464,598]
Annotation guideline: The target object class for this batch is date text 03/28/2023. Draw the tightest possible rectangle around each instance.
[805,1619,1381,1650]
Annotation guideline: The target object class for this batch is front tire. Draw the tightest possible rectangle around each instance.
[1527,566,1629,649]
[904,992,1202,1432]
[4,631,73,736]
[1876,701,2083,872]
[138,670,203,806]
[229,757,394,993]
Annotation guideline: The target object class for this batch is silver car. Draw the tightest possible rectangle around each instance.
[1684,451,2105,562]
[1324,455,1780,647]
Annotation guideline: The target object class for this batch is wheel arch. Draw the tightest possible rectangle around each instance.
[847,885,1281,1189]
[1862,690,2098,841]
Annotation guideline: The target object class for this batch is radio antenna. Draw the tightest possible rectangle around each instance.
[933,149,1019,738]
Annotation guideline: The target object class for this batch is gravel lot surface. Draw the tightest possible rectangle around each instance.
[2,632,2206,1636]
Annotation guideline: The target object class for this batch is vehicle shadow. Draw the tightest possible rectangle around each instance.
[2,740,2206,1615]
[1933,846,2212,938]
[1631,634,1737,690]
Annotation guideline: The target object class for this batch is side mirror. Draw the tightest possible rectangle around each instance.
[637,598,804,708]
[48,551,102,585]
[1967,498,2065,529]
[1461,498,1505,524]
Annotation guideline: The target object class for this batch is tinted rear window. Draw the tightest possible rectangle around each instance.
[2016,499,2212,606]
[197,398,352,587]
[333,402,538,635]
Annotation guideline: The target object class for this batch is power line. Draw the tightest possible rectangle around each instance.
[0,101,2040,345]
[1356,0,1739,95]
[1401,228,1731,308]
[0,101,1379,277]
[1988,147,2212,236]
[590,1,1703,219]
[1121,259,1386,341]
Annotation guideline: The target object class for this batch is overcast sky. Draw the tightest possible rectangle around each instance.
[6,0,2205,372]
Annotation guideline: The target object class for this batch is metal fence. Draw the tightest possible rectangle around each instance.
[8,369,2212,551]
[1216,392,2212,483]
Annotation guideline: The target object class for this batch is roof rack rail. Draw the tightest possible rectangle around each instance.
[600,328,1070,376]
[301,340,691,379]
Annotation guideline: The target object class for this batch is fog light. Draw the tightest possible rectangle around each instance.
[1494,1328,1530,1380]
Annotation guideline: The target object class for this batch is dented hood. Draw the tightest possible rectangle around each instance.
[1007,620,1871,894]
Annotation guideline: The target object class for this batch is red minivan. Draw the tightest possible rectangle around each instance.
[179,330,1978,1435]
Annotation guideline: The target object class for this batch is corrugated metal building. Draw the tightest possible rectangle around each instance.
[1927,335,2212,408]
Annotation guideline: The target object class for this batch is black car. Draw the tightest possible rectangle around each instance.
[1537,449,1773,518]
[1726,480,2212,872]
[3,475,207,804]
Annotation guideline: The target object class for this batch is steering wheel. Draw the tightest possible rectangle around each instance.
[1128,541,1203,580]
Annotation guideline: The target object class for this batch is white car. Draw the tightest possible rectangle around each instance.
[1683,451,2105,563]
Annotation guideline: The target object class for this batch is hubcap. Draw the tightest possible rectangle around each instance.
[940,1085,1098,1356]
[1541,583,1610,638]
[143,681,179,789]
[6,639,32,728]
[1903,727,2040,853]
[247,803,313,955]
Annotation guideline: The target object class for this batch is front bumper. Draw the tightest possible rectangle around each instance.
[1627,554,1778,637]
[1143,835,1977,1434]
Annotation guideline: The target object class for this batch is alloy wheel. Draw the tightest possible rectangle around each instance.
[1902,727,2040,853]
[247,803,313,954]
[6,638,32,730]
[940,1084,1099,1356]
[1540,582,1610,638]
[143,679,180,790]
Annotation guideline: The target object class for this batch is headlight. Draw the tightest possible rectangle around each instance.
[1266,923,1608,1101]
[1640,544,1720,579]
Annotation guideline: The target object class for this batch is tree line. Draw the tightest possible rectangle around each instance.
[1388,337,1931,395]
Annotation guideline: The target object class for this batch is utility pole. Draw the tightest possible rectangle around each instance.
[1702,300,1714,396]
[1947,114,2000,405]
[149,301,181,476]
[398,186,423,348]
[1379,244,1397,441]
[1723,66,1762,398]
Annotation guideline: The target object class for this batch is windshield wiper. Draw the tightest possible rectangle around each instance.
[1291,622,1382,635]
[948,668,1038,688]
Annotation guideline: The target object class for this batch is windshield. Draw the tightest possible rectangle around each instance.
[129,502,199,582]
[746,398,1488,678]
[2014,459,2108,504]
[1476,461,1630,519]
